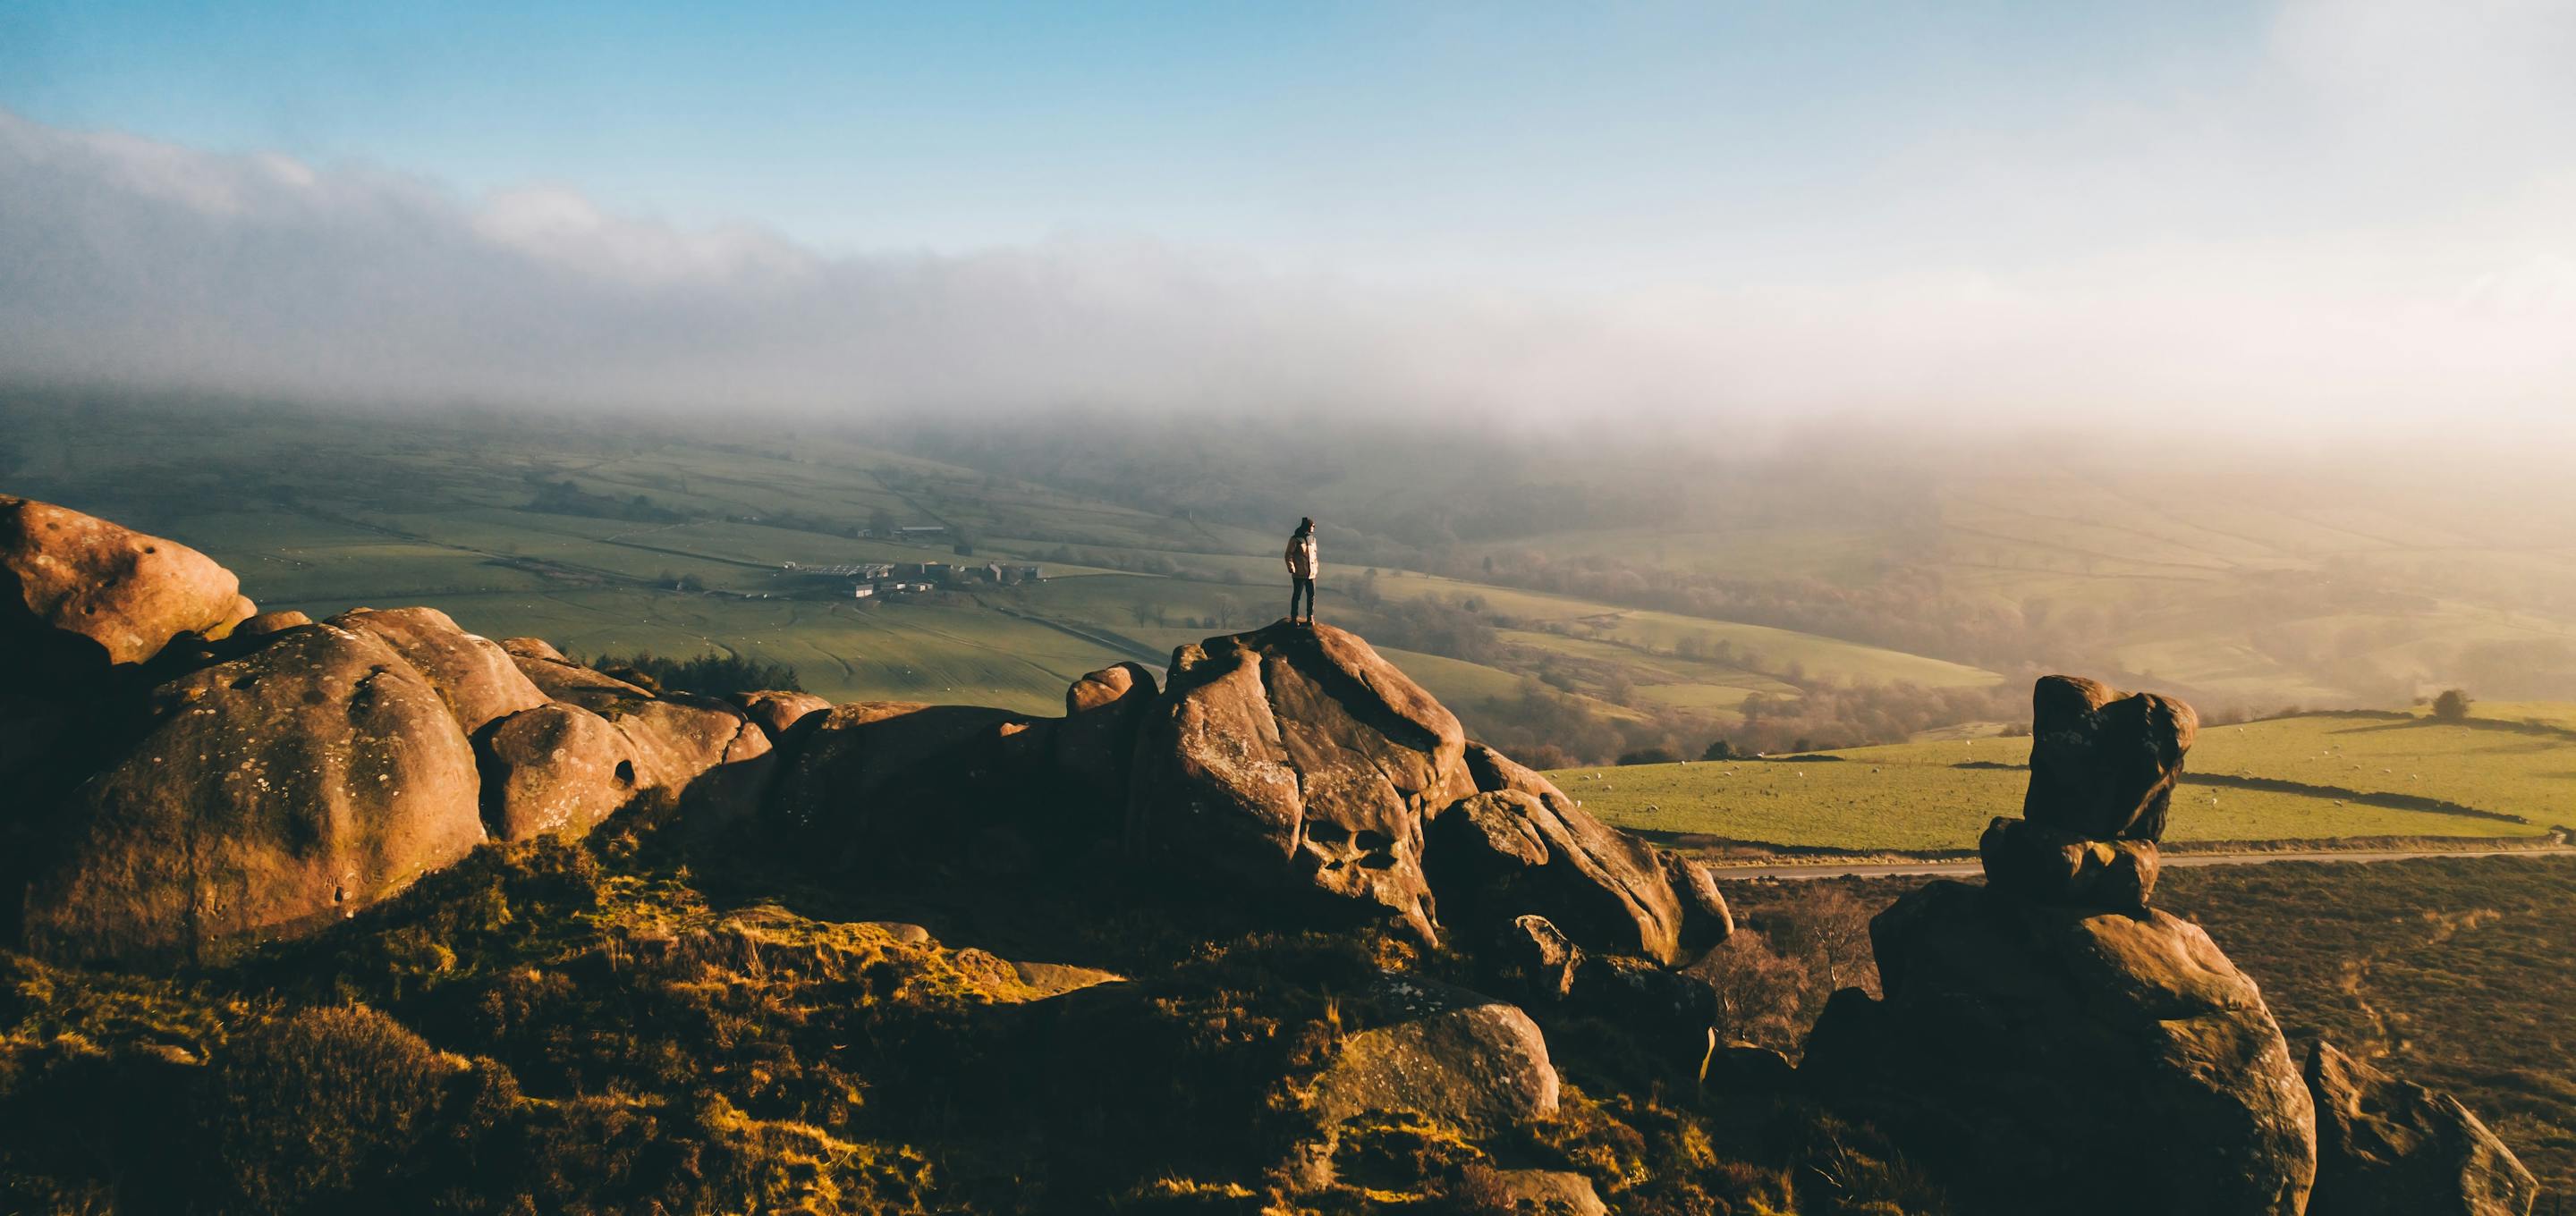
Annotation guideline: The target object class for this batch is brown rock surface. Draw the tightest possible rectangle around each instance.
[767,701,1046,840]
[727,688,831,739]
[0,494,251,673]
[234,610,311,638]
[2307,1041,2538,1216]
[1801,879,2315,1215]
[21,623,485,964]
[1430,742,1729,964]
[508,651,656,710]
[1054,662,1157,806]
[2022,674,2198,840]
[479,702,642,841]
[1128,622,1476,942]
[1309,975,1560,1136]
[1979,814,2161,908]
[330,607,547,737]
[603,695,775,829]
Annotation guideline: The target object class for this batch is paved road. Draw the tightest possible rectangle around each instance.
[1713,844,2575,882]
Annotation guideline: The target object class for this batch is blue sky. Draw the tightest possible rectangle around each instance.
[1,2,2571,434]
[3,2,2275,275]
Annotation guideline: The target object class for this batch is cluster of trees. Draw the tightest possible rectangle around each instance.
[577,650,802,696]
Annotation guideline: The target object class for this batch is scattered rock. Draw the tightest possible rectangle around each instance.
[478,702,642,841]
[330,606,547,737]
[727,688,831,739]
[1129,622,1476,943]
[21,623,485,964]
[1704,1040,1795,1093]
[2023,674,2198,840]
[1495,913,1582,1001]
[1449,1162,1607,1216]
[0,494,252,677]
[1007,959,1126,1000]
[1310,975,1560,1136]
[2306,1040,2538,1216]
[1801,880,2315,1215]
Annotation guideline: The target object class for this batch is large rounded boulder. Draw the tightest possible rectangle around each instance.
[329,606,547,737]
[479,702,643,841]
[21,623,486,965]
[1431,742,1729,965]
[1128,622,1476,943]
[1801,879,2316,1216]
[1,494,253,679]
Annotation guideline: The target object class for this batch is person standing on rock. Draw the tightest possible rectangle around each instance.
[1285,518,1319,625]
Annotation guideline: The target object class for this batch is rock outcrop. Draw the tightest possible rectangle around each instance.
[1801,880,2316,1214]
[2306,1041,2538,1216]
[1,494,254,678]
[1802,677,2316,1215]
[21,623,487,964]
[1129,622,1475,942]
[1054,661,1157,808]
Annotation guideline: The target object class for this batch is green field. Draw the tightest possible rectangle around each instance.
[1551,753,2555,852]
[1555,705,2576,850]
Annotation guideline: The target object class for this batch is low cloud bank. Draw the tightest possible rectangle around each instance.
[3,106,2571,447]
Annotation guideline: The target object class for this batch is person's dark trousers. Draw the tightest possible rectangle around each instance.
[1290,576,1316,622]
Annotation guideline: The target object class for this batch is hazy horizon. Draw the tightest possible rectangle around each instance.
[4,1,2572,448]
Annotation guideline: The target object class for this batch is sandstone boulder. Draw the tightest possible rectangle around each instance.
[2024,674,2198,840]
[506,650,653,711]
[0,495,251,677]
[498,637,567,662]
[21,623,485,964]
[1449,1163,1606,1216]
[1801,880,2315,1215]
[727,688,831,740]
[1129,622,1476,942]
[1428,742,1729,964]
[604,695,775,829]
[1979,814,2160,909]
[479,702,642,841]
[330,607,547,737]
[234,610,312,638]
[1055,662,1157,806]
[767,701,1049,844]
[2306,1041,2537,1216]
[1310,975,1561,1136]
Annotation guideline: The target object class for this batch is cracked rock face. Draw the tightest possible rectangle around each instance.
[1127,621,1476,942]
[22,623,485,965]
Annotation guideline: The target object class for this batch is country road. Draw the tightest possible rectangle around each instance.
[1711,844,2576,882]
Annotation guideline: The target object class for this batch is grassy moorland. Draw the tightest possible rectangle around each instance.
[1562,708,2576,853]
